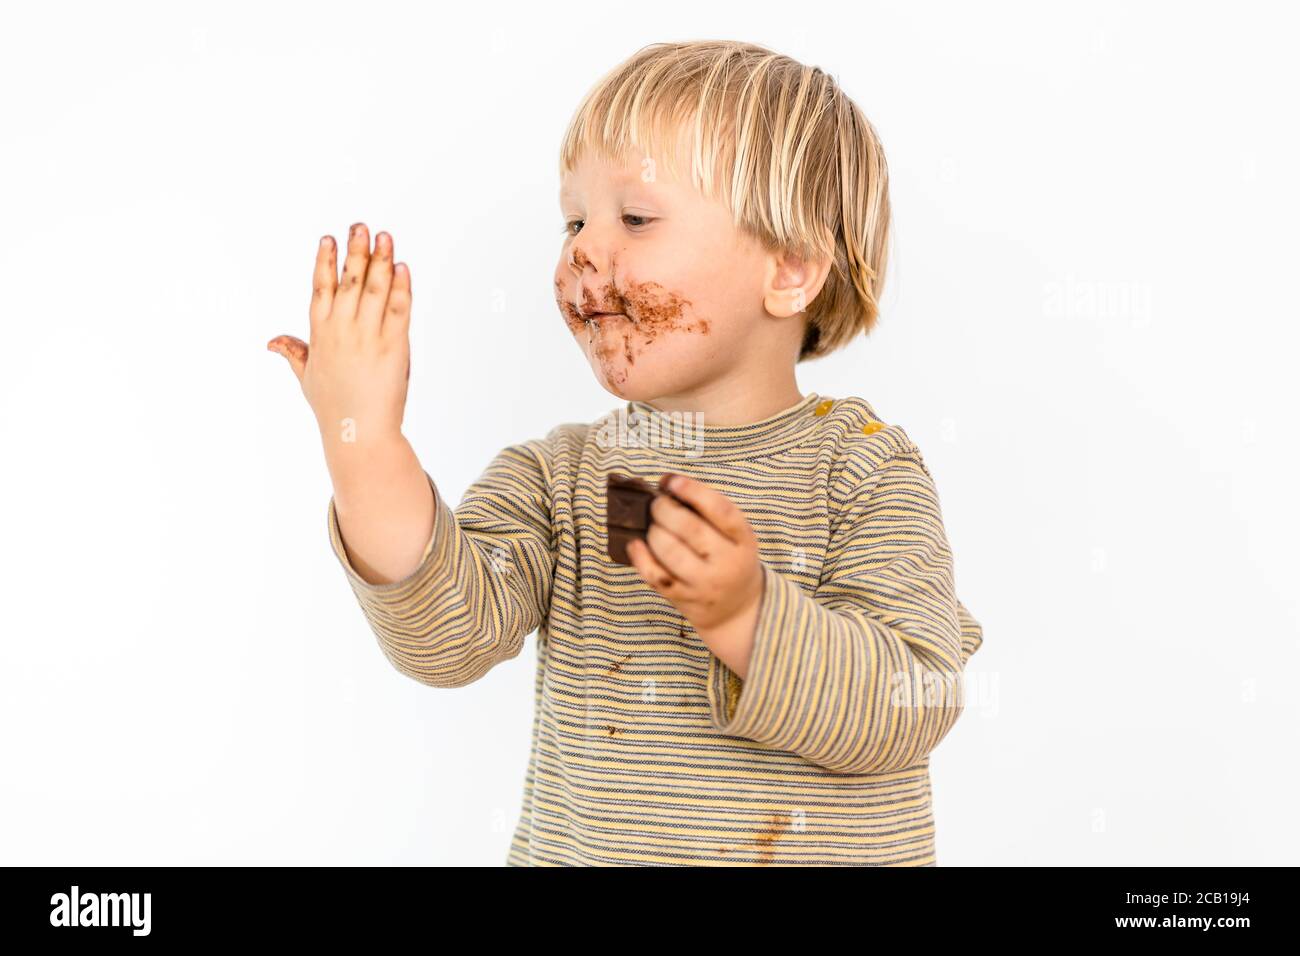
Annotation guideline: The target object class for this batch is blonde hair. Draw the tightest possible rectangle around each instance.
[558,40,891,362]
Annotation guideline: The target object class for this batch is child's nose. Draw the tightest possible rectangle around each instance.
[570,245,594,271]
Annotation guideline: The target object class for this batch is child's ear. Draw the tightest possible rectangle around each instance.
[762,247,834,319]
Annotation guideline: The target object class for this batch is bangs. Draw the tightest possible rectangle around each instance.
[558,49,736,206]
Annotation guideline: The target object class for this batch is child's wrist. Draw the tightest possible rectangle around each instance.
[324,430,415,508]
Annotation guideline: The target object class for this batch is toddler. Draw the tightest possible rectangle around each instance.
[268,39,984,866]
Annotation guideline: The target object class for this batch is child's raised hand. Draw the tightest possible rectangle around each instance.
[267,223,413,446]
[626,473,766,635]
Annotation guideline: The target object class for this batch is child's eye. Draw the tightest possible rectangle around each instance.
[562,215,653,236]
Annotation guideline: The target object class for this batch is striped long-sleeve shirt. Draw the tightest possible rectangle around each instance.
[326,391,984,866]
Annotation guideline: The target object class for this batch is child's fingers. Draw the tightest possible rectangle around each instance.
[383,261,412,344]
[644,522,708,585]
[266,334,308,384]
[626,537,681,593]
[355,231,394,337]
[330,222,371,324]
[651,491,730,562]
[310,234,337,332]
[659,473,753,546]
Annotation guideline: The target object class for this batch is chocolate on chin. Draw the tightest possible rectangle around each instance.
[605,472,697,565]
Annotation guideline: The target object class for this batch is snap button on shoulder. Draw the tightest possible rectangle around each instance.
[861,421,885,435]
[813,399,835,416]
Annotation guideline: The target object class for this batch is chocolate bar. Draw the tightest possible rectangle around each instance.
[605,472,697,565]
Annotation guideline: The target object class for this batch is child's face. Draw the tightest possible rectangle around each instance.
[554,145,793,402]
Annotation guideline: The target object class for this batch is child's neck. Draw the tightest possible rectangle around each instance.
[634,377,806,427]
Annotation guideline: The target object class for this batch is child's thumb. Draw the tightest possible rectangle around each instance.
[266,334,308,384]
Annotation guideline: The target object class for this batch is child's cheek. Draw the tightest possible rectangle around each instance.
[596,278,712,387]
[619,276,711,347]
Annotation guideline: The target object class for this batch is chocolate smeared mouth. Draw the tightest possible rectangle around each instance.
[554,272,706,349]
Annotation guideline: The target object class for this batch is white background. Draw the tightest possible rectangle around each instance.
[1,0,1296,865]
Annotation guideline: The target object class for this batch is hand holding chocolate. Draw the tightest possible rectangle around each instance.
[605,472,698,565]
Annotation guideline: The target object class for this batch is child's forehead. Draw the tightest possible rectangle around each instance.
[561,134,698,192]
[562,148,659,187]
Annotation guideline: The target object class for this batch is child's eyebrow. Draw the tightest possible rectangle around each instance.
[560,190,667,215]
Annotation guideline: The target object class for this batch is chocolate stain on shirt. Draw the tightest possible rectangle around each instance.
[754,811,791,866]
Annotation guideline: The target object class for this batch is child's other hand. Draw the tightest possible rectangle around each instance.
[626,473,765,636]
[267,223,413,446]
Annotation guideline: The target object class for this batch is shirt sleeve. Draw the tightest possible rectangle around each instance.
[326,437,557,689]
[705,440,980,775]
